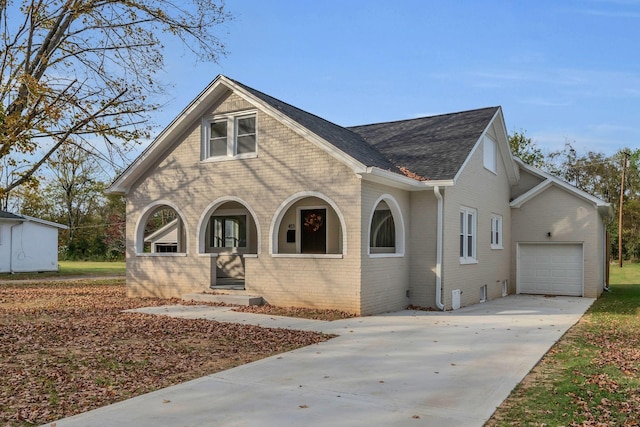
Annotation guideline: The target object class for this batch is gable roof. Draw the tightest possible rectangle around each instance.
[348,107,500,181]
[227,78,399,173]
[0,211,68,229]
[107,75,511,194]
[510,158,613,218]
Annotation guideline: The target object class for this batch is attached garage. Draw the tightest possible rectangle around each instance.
[517,243,583,296]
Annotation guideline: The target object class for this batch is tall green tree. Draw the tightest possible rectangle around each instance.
[0,0,231,201]
[508,130,545,168]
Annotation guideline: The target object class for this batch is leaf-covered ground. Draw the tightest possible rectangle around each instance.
[0,280,331,426]
[233,303,355,320]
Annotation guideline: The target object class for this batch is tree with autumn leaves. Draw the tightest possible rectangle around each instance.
[0,0,231,200]
[0,0,231,258]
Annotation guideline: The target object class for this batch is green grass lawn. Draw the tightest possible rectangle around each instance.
[487,263,640,426]
[0,260,125,280]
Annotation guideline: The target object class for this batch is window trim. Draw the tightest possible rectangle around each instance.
[460,206,477,264]
[135,201,189,256]
[490,214,503,249]
[201,110,258,161]
[367,194,405,258]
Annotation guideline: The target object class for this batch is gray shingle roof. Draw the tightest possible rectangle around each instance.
[232,78,498,181]
[229,78,400,173]
[348,107,500,181]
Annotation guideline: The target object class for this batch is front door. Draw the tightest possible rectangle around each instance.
[300,208,326,254]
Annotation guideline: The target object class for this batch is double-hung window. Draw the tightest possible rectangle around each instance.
[490,214,503,249]
[203,112,257,160]
[460,207,477,263]
[211,215,247,249]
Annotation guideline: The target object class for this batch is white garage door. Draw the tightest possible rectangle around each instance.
[518,244,583,296]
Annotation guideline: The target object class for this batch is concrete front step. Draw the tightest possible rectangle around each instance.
[182,292,263,307]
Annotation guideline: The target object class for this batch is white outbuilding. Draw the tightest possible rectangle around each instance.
[0,211,68,273]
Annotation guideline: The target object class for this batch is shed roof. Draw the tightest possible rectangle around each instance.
[0,211,68,229]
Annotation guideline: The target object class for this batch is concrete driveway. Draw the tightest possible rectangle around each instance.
[48,295,594,427]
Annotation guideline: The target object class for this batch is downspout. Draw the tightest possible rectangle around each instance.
[434,186,445,310]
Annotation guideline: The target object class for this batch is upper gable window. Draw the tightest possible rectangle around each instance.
[483,136,497,174]
[202,111,257,161]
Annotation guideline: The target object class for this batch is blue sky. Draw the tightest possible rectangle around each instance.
[158,0,640,156]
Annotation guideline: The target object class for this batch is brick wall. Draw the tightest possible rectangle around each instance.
[126,92,365,313]
[510,185,605,298]
[441,132,513,309]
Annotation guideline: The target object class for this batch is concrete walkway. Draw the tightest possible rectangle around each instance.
[48,295,594,427]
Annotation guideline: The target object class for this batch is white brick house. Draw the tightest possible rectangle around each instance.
[107,75,612,315]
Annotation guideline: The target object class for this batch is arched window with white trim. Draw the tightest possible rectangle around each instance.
[137,203,187,254]
[197,198,260,255]
[370,201,395,253]
[368,195,405,257]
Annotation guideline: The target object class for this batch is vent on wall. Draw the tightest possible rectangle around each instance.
[452,289,461,310]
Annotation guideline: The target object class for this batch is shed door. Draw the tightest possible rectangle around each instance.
[518,244,583,296]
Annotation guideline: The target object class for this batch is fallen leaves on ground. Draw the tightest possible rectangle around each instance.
[232,303,355,320]
[0,280,331,426]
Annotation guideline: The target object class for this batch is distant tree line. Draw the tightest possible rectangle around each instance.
[510,130,640,261]
[6,144,125,261]
[3,129,636,262]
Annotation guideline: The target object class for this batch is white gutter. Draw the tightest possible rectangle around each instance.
[434,186,445,310]
[359,167,455,191]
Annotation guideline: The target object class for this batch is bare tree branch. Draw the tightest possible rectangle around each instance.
[0,0,231,200]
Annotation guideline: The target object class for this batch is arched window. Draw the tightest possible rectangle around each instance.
[370,201,395,252]
[197,198,260,255]
[368,195,404,257]
[136,203,187,254]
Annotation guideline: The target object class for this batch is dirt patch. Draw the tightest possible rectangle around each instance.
[0,280,332,426]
